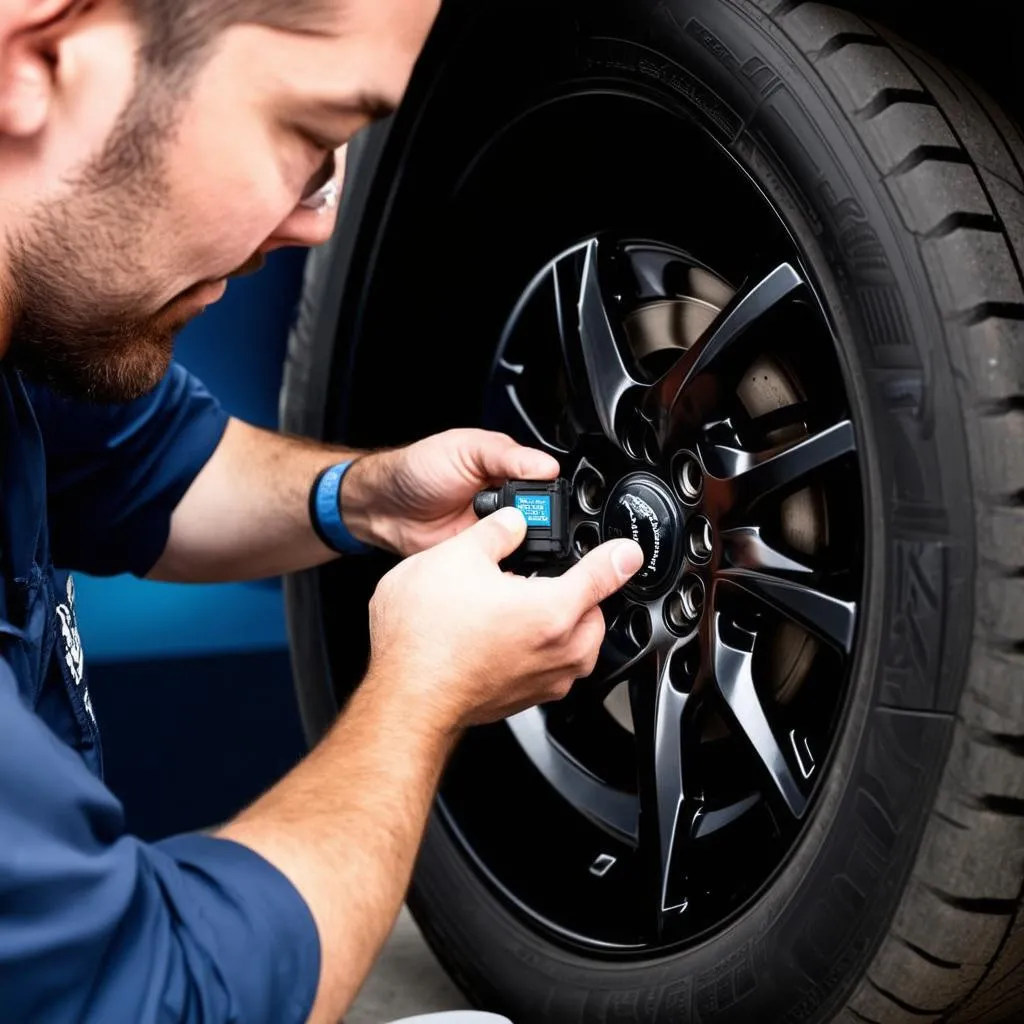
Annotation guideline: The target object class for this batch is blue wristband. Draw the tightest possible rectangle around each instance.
[310,461,373,556]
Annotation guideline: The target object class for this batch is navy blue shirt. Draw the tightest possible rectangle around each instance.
[0,364,320,1022]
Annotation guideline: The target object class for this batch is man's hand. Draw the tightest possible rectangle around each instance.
[365,507,644,731]
[343,428,560,556]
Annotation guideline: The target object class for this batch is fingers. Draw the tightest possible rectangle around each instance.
[558,539,644,618]
[572,606,608,680]
[462,430,560,483]
[458,506,528,563]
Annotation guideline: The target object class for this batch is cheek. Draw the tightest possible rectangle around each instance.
[160,119,301,274]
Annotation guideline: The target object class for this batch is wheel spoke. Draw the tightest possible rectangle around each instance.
[720,525,815,575]
[491,359,570,456]
[701,420,856,511]
[716,568,856,652]
[644,263,805,438]
[629,643,697,919]
[559,239,644,446]
[506,708,638,842]
[711,615,808,819]
[595,601,659,687]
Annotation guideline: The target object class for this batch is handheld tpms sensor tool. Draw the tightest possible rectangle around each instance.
[473,479,572,570]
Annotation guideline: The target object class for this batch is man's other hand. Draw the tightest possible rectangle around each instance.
[342,429,560,556]
[364,507,645,732]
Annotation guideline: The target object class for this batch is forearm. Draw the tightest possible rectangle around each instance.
[217,675,456,1024]
[150,418,389,582]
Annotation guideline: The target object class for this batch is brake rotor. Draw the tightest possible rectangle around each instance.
[618,264,825,711]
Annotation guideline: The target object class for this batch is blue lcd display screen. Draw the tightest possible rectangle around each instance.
[514,494,552,527]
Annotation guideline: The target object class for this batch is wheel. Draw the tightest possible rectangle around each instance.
[282,1,1024,1021]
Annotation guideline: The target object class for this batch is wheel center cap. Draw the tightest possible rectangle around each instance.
[602,473,682,594]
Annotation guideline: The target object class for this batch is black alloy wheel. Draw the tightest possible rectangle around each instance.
[283,1,1024,1021]
[443,235,863,950]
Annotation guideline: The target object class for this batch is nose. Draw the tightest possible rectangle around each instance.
[261,146,347,254]
[260,204,338,253]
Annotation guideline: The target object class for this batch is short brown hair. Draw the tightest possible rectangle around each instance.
[127,0,338,74]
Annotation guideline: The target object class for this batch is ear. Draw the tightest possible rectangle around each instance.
[0,0,81,139]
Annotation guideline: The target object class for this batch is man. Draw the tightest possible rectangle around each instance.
[0,1,644,1022]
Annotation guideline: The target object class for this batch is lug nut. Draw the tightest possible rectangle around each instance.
[680,576,705,620]
[666,576,704,633]
[688,516,714,563]
[672,452,703,503]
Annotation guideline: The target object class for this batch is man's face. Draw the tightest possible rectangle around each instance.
[1,0,439,401]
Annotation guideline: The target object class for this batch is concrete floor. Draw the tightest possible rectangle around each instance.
[348,907,472,1024]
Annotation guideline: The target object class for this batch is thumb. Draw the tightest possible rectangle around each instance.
[559,539,644,616]
[459,506,528,564]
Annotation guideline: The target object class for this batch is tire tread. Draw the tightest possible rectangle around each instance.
[773,4,1024,1020]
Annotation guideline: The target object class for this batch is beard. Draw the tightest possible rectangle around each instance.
[3,76,221,405]
[5,186,190,405]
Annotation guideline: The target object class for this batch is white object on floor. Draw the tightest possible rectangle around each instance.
[390,1016,512,1023]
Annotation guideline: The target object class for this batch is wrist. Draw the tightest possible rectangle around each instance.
[337,451,402,553]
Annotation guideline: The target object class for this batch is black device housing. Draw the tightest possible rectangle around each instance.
[473,479,571,570]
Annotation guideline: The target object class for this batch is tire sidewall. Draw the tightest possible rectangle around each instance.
[408,3,974,1022]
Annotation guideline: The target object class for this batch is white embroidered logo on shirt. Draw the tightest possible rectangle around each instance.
[56,576,93,723]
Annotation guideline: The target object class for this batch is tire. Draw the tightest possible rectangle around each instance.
[282,1,1024,1021]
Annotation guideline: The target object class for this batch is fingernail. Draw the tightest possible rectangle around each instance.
[494,506,526,530]
[613,540,645,578]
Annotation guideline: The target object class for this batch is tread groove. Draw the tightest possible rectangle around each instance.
[967,723,1024,756]
[814,33,886,62]
[922,212,1003,239]
[956,303,1024,327]
[979,163,1024,201]
[977,794,1024,816]
[924,884,1017,917]
[865,976,944,1016]
[847,1009,882,1024]
[896,935,963,970]
[932,807,970,831]
[889,145,971,177]
[855,88,932,120]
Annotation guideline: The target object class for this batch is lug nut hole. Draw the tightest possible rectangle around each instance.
[575,470,605,515]
[672,453,703,504]
[625,419,659,466]
[668,646,700,692]
[687,517,714,563]
[573,522,600,558]
[627,605,653,649]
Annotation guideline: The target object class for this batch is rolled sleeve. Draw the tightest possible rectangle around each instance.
[26,364,230,577]
[0,659,320,1023]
